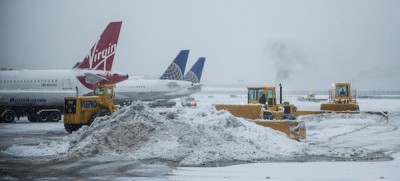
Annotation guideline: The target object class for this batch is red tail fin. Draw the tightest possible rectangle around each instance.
[78,22,122,71]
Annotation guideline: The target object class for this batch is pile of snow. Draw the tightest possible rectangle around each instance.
[66,102,307,166]
[3,102,393,164]
[64,102,387,165]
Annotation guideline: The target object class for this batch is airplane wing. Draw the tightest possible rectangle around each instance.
[84,73,109,84]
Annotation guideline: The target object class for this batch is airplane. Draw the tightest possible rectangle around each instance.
[114,50,194,103]
[0,21,128,123]
[154,57,206,100]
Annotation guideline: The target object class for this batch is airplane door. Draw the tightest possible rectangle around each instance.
[63,73,72,90]
[63,79,72,89]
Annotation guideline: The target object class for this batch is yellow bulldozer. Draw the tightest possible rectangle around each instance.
[215,84,306,141]
[294,83,388,119]
[321,82,359,111]
[64,84,115,133]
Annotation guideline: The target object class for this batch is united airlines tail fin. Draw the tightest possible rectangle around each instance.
[160,50,189,80]
[184,57,205,83]
[77,21,122,71]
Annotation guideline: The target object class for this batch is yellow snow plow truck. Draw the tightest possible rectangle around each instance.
[64,84,115,133]
[215,84,306,141]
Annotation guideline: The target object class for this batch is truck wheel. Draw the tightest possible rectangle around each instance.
[64,124,82,134]
[38,112,48,122]
[49,112,61,122]
[2,111,15,123]
[88,109,110,126]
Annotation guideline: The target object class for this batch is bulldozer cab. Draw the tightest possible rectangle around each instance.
[248,87,276,107]
[329,83,357,104]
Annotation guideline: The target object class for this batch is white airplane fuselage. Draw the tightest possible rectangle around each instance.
[154,83,202,100]
[114,79,193,102]
[0,69,127,107]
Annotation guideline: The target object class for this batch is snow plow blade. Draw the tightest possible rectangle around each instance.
[253,121,306,141]
[294,110,389,121]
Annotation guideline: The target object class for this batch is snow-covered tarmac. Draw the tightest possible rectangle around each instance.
[1,94,400,180]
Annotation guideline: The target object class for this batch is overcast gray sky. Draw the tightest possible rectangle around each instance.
[1,0,399,91]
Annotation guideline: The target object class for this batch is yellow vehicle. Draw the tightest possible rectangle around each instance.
[321,83,359,111]
[215,84,306,140]
[294,83,388,119]
[64,84,115,133]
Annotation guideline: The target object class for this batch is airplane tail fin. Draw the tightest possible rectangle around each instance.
[77,21,122,71]
[160,50,189,80]
[184,57,205,83]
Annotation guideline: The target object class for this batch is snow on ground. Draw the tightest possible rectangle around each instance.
[0,121,63,133]
[3,99,397,164]
[168,152,400,181]
[1,93,400,180]
[2,141,68,157]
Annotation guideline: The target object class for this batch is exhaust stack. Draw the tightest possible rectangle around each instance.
[279,83,282,104]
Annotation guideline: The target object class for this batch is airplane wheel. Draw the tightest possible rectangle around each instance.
[49,112,61,122]
[2,111,15,123]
